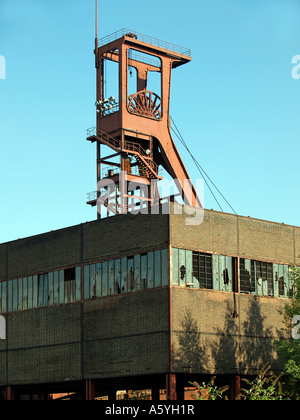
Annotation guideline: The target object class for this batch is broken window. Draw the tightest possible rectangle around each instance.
[192,252,213,289]
[64,267,76,304]
[240,259,274,296]
[38,273,49,307]
[240,259,255,294]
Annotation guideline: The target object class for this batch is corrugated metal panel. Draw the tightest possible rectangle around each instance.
[134,254,140,291]
[102,261,108,296]
[283,265,289,297]
[213,255,219,290]
[115,259,121,293]
[17,278,22,311]
[141,254,147,289]
[121,257,127,293]
[22,277,28,310]
[90,264,96,298]
[256,267,262,296]
[178,249,186,287]
[185,250,192,286]
[27,276,33,310]
[147,251,154,289]
[53,271,59,305]
[154,250,161,287]
[218,256,226,292]
[32,275,38,308]
[226,256,232,292]
[108,260,115,295]
[161,248,169,286]
[273,264,279,297]
[127,257,134,292]
[12,279,18,312]
[48,272,54,306]
[7,280,12,312]
[59,271,64,304]
[0,282,7,314]
[95,263,102,297]
[84,265,90,300]
[172,248,179,286]
[76,266,81,301]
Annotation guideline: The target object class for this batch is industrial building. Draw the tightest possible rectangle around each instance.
[0,28,299,400]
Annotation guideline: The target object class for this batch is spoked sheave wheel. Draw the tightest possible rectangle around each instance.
[128,90,162,119]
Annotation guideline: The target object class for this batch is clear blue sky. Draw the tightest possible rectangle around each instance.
[0,0,299,244]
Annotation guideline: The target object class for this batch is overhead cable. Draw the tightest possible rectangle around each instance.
[170,116,237,215]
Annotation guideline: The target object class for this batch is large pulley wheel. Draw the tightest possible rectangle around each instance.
[128,90,162,119]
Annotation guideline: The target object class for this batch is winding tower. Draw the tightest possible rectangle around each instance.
[86,29,203,218]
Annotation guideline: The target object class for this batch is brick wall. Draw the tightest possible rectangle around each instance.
[0,289,170,386]
[0,211,169,281]
[171,288,286,376]
[0,206,298,386]
[170,205,298,264]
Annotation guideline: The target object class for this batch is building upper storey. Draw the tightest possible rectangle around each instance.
[0,205,298,315]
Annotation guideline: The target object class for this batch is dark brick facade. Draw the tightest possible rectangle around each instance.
[0,205,298,397]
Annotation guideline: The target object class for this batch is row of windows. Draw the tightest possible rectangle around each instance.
[172,248,291,298]
[0,249,168,315]
[83,249,168,300]
[0,248,292,314]
[0,267,81,314]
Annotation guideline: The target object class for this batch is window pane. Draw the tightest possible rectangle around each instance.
[192,252,212,289]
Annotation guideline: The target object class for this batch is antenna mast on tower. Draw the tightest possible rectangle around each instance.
[95,0,98,51]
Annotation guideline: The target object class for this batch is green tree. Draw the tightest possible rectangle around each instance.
[239,365,284,400]
[189,378,229,400]
[276,266,300,399]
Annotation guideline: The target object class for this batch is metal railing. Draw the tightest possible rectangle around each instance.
[87,127,159,175]
[86,127,121,150]
[124,141,158,174]
[98,28,191,58]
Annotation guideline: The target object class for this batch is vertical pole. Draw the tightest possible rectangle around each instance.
[95,0,98,41]
[86,380,96,401]
[166,373,176,400]
[231,375,241,400]
[151,383,160,401]
[5,386,15,401]
[97,142,101,220]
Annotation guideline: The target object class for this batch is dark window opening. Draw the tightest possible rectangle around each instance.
[240,259,274,296]
[223,268,229,285]
[180,265,186,281]
[240,259,253,294]
[64,267,76,303]
[278,276,284,297]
